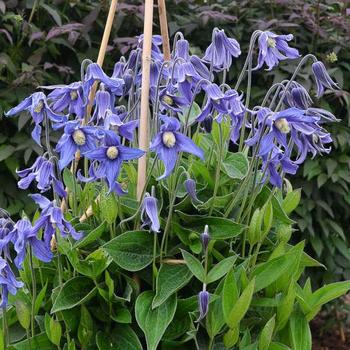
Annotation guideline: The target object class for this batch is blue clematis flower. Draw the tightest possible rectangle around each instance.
[0,258,24,308]
[55,120,98,170]
[200,225,210,251]
[5,92,66,146]
[84,130,144,193]
[30,194,83,243]
[184,178,202,204]
[197,290,209,320]
[255,31,300,71]
[17,156,66,197]
[157,87,189,113]
[150,116,204,180]
[137,34,164,63]
[11,218,53,269]
[103,111,138,142]
[141,192,160,233]
[312,61,338,98]
[202,29,241,71]
[46,81,86,119]
[281,82,313,110]
[0,216,14,261]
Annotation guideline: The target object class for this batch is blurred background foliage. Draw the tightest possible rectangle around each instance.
[0,0,349,288]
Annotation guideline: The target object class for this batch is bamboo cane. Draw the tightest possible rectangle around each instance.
[157,0,171,61]
[136,0,154,201]
[60,0,118,212]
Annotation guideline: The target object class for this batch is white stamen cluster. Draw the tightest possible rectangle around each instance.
[275,118,291,134]
[72,129,86,145]
[267,37,276,48]
[34,101,44,113]
[106,146,119,160]
[162,131,176,148]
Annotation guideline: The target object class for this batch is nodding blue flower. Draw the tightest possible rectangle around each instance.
[84,63,124,96]
[281,82,313,110]
[198,290,209,320]
[141,192,160,233]
[157,87,189,113]
[190,55,212,80]
[84,130,144,193]
[150,115,204,180]
[0,216,14,261]
[55,120,98,170]
[92,87,114,123]
[202,29,241,72]
[46,81,86,119]
[16,156,66,198]
[104,111,138,142]
[137,34,164,62]
[5,92,66,146]
[11,218,53,269]
[255,31,300,71]
[174,38,190,61]
[184,178,202,204]
[312,61,338,98]
[0,257,24,308]
[30,194,83,243]
[200,225,210,251]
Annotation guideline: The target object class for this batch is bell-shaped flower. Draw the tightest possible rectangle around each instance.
[255,31,300,71]
[104,111,138,142]
[141,192,160,233]
[150,116,204,180]
[312,61,338,97]
[281,82,313,110]
[184,178,202,204]
[0,258,23,308]
[55,120,98,170]
[84,130,144,193]
[0,216,14,261]
[11,218,53,269]
[197,290,209,320]
[5,92,66,145]
[202,29,241,71]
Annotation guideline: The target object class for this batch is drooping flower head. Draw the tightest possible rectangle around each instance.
[55,120,98,170]
[84,130,144,193]
[141,188,160,233]
[150,116,204,180]
[255,31,300,71]
[5,92,66,145]
[184,178,202,204]
[281,81,313,110]
[197,290,209,321]
[202,28,241,71]
[200,225,210,251]
[312,61,338,97]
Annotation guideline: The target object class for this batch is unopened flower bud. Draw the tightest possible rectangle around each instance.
[72,129,86,146]
[275,118,290,134]
[106,146,119,160]
[198,290,209,320]
[162,131,176,148]
[200,225,210,251]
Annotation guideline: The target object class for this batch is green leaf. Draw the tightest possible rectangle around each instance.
[176,212,245,240]
[15,299,30,330]
[73,222,106,249]
[276,282,296,331]
[78,305,93,348]
[289,310,311,350]
[282,189,301,214]
[0,145,15,161]
[11,333,55,350]
[103,230,154,271]
[258,315,275,350]
[222,152,249,179]
[226,278,255,329]
[99,190,118,224]
[179,102,201,127]
[223,326,239,348]
[268,342,291,350]
[180,249,205,282]
[45,314,62,347]
[135,291,177,350]
[35,281,48,314]
[206,255,237,284]
[96,325,142,350]
[222,270,239,324]
[51,276,96,313]
[63,168,75,192]
[153,264,192,308]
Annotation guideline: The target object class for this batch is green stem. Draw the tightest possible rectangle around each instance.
[29,248,36,337]
[152,233,158,290]
[2,307,8,350]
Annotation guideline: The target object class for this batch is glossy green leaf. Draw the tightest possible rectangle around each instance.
[282,189,301,214]
[222,270,239,324]
[222,152,249,179]
[135,291,177,350]
[289,310,311,350]
[73,221,106,249]
[206,255,237,284]
[258,315,275,350]
[181,249,205,282]
[103,230,154,271]
[11,333,55,350]
[153,264,192,308]
[45,314,62,347]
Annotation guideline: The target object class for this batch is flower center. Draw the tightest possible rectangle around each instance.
[275,118,290,134]
[162,131,176,148]
[70,90,78,100]
[267,37,276,48]
[106,146,119,160]
[72,129,86,145]
[312,134,319,144]
[162,95,173,106]
[34,101,43,113]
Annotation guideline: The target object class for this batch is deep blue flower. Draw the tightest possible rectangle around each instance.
[17,156,66,197]
[92,87,114,123]
[200,225,210,251]
[103,111,138,142]
[281,82,313,110]
[190,55,211,80]
[0,216,14,261]
[30,194,83,243]
[0,258,23,308]
[55,121,98,170]
[11,218,53,269]
[137,34,164,62]
[150,116,204,180]
[5,92,66,145]
[312,61,338,97]
[141,192,160,233]
[255,31,299,71]
[184,178,202,204]
[84,130,144,193]
[157,87,189,113]
[202,29,241,71]
[198,290,209,320]
[46,81,86,119]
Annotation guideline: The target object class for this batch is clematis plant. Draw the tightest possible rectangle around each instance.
[1,26,348,350]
